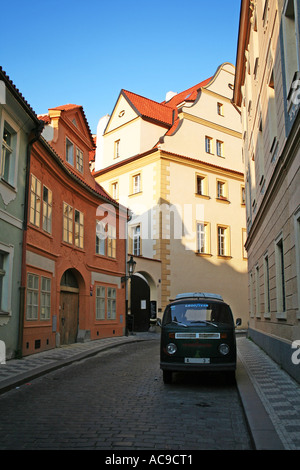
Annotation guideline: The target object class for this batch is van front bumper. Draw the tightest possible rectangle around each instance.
[160,361,236,372]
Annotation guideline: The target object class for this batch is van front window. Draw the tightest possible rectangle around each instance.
[163,302,234,326]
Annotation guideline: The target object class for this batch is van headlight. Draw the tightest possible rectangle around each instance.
[166,343,177,355]
[219,343,230,355]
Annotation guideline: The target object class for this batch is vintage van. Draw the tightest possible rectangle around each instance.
[158,293,241,384]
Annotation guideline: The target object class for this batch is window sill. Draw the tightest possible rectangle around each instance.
[0,178,16,191]
[0,310,10,317]
[129,191,142,197]
[216,197,230,204]
[276,311,287,320]
[195,252,212,258]
[217,255,232,260]
[195,194,210,200]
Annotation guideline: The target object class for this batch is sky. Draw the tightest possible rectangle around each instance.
[1,0,242,134]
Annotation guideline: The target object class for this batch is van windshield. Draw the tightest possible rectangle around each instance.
[163,301,234,326]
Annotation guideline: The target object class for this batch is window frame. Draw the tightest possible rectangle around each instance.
[74,209,84,249]
[205,136,213,154]
[76,147,84,173]
[30,174,42,227]
[66,137,74,166]
[0,117,19,188]
[63,202,73,244]
[217,225,231,257]
[42,185,52,233]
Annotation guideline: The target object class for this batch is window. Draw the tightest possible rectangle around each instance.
[132,225,141,256]
[205,136,213,154]
[217,102,224,116]
[40,277,51,320]
[1,123,16,185]
[218,226,230,257]
[63,203,73,244]
[96,222,116,258]
[196,175,208,196]
[95,285,117,321]
[26,274,51,321]
[111,182,118,200]
[0,252,5,312]
[42,186,52,233]
[26,273,39,320]
[275,235,286,315]
[66,138,74,165]
[255,264,261,317]
[282,0,299,96]
[216,140,224,157]
[96,220,106,255]
[30,175,41,227]
[76,148,84,173]
[267,70,278,153]
[107,225,116,258]
[114,140,120,159]
[241,186,246,205]
[242,229,247,259]
[107,287,116,319]
[217,180,227,199]
[264,254,270,317]
[96,286,105,320]
[74,210,84,249]
[197,223,209,254]
[133,174,141,194]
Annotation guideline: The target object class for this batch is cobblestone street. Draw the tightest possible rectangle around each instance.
[0,339,252,450]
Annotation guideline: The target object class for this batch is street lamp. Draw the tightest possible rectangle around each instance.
[121,255,136,283]
[122,255,137,335]
[127,255,136,277]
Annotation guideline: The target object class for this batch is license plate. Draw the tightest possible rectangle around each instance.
[184,358,210,364]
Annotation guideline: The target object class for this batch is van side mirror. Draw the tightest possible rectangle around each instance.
[157,318,162,327]
[236,318,242,327]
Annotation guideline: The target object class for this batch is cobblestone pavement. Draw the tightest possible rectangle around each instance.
[237,337,300,450]
[0,339,252,450]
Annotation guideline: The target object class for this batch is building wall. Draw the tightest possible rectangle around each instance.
[0,78,40,359]
[22,111,127,356]
[95,63,248,325]
[234,0,300,382]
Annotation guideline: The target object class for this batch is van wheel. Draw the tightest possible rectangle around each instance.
[163,370,172,384]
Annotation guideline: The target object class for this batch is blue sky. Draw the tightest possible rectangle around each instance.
[1,0,241,134]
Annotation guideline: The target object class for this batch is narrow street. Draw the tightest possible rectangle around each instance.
[0,338,253,451]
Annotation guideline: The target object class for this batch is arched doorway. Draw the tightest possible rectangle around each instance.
[60,269,79,345]
[130,273,150,331]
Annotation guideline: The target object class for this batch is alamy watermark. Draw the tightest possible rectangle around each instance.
[0,340,5,364]
[291,340,300,365]
[0,80,6,105]
[96,201,205,250]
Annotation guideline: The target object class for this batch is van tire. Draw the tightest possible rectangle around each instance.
[163,370,172,384]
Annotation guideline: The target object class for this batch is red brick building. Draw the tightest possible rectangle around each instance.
[21,104,127,356]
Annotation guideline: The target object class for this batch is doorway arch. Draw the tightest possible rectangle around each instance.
[130,273,150,332]
[59,269,79,345]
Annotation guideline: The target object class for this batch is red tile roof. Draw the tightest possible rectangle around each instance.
[122,90,174,127]
[40,104,95,148]
[121,76,212,136]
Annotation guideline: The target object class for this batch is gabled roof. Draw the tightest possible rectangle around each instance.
[121,90,174,127]
[40,104,95,148]
[119,76,212,136]
[161,77,212,108]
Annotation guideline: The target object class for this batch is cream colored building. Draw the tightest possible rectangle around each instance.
[234,0,300,382]
[94,63,248,329]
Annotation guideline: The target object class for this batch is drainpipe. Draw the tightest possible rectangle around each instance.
[16,121,44,357]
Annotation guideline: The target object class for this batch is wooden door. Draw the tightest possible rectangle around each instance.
[60,291,79,345]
